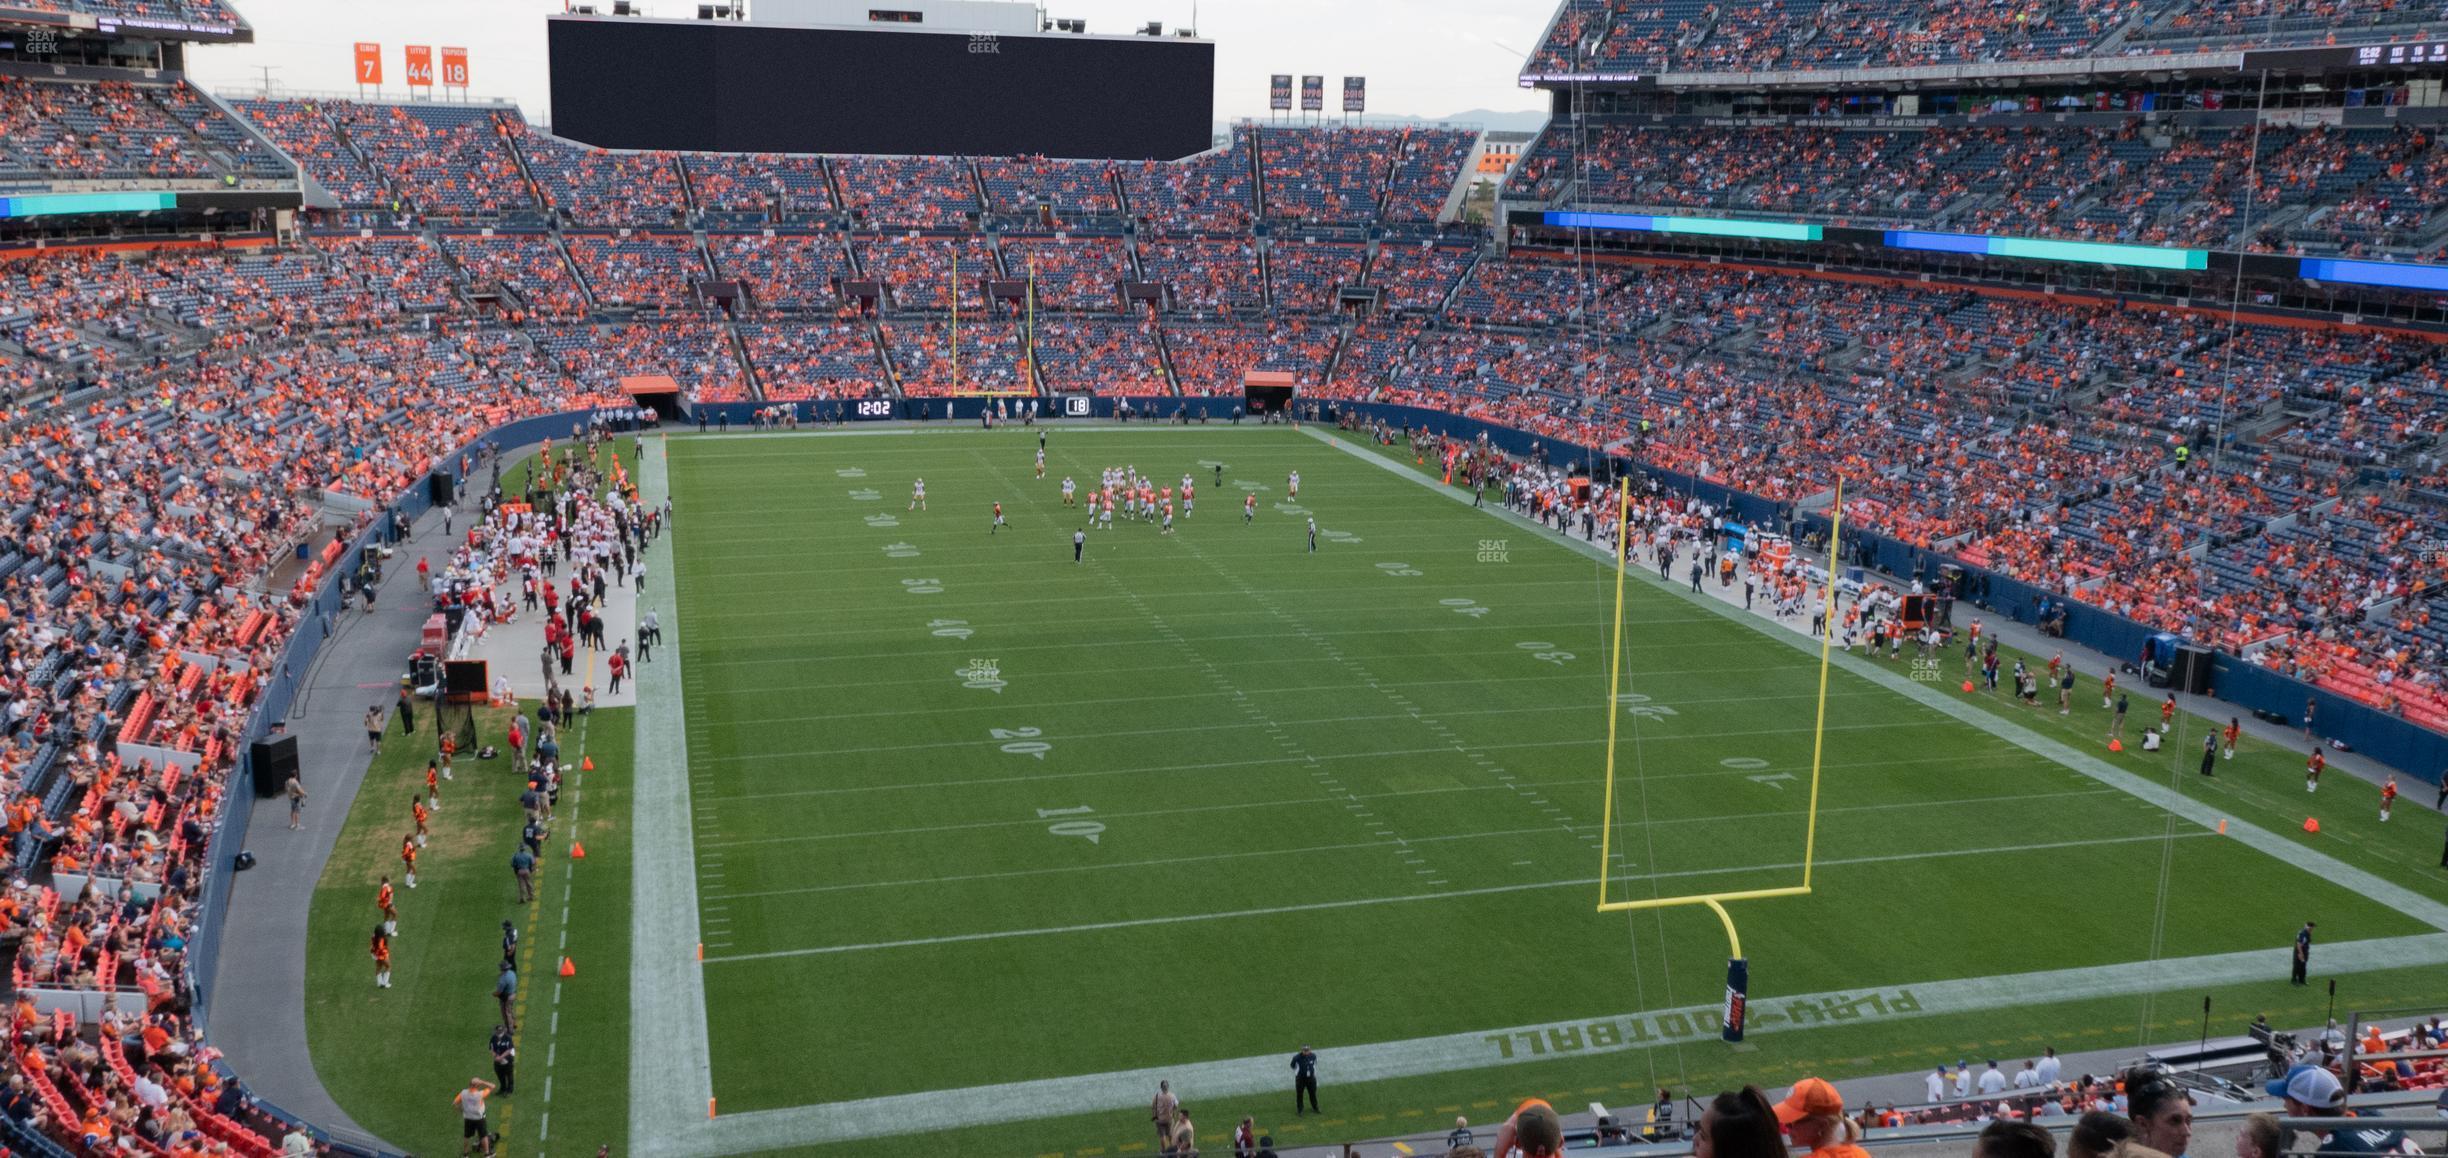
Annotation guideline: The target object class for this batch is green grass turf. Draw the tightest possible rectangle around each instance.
[661,426,2448,1155]
[302,700,635,1156]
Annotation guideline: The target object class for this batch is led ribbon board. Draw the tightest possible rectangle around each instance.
[2300,258,2448,293]
[1885,230,2210,271]
[1543,211,1822,242]
[0,192,177,219]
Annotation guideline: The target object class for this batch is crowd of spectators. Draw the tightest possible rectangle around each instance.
[319,102,532,218]
[230,99,389,209]
[561,233,710,311]
[680,154,837,224]
[882,318,1029,395]
[998,238,1131,311]
[1121,132,1257,236]
[1141,239,1266,317]
[832,156,981,228]
[536,321,745,402]
[1030,319,1170,395]
[434,233,590,320]
[737,322,888,400]
[1509,118,2448,258]
[1267,241,1369,313]
[1162,319,1340,394]
[706,232,857,315]
[519,135,687,228]
[1260,127,1407,226]
[0,78,225,184]
[856,235,1000,313]
[976,157,1121,222]
[1518,0,2447,76]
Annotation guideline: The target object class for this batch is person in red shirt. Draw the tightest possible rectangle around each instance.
[2223,717,2241,761]
[2380,775,2398,822]
[2102,671,2117,710]
[990,502,1006,535]
[377,876,398,936]
[2160,694,2177,730]
[402,834,420,888]
[2306,748,2325,793]
[370,926,392,989]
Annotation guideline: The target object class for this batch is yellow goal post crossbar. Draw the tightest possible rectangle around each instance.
[1593,479,1847,927]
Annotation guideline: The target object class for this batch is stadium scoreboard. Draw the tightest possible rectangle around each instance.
[547,14,1214,160]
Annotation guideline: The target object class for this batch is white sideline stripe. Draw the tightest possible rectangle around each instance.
[630,441,721,1158]
[708,787,2119,902]
[1309,427,2448,935]
[673,930,2448,1155]
[703,831,2206,963]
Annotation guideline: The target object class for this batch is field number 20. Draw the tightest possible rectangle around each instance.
[992,727,1052,760]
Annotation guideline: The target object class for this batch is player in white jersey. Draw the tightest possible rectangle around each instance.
[1035,449,1046,479]
[1287,471,1300,498]
[1061,477,1077,506]
[909,478,927,511]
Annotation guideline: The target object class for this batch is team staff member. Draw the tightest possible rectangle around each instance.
[2292,921,2315,985]
[489,1024,517,1095]
[1075,528,1086,563]
[454,1077,497,1157]
[1290,1046,1319,1115]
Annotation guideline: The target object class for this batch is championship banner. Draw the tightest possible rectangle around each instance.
[353,42,383,86]
[1300,75,1324,113]
[404,45,434,89]
[1723,957,1749,1042]
[440,46,470,89]
[1269,74,1292,111]
[1342,76,1365,113]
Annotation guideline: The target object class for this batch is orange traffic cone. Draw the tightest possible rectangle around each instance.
[569,841,587,859]
[2304,817,2321,834]
[2217,819,2228,834]
[2109,738,2123,752]
[708,1097,718,1119]
[1962,680,1976,693]
[558,956,576,977]
[695,942,703,961]
[581,756,596,772]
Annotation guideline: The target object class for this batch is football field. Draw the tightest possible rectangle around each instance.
[637,424,2448,1158]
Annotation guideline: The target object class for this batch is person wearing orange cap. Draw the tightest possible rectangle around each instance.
[1778,1077,1872,1158]
[1493,1098,1567,1158]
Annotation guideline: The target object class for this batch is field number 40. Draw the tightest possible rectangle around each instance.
[1037,805,1104,844]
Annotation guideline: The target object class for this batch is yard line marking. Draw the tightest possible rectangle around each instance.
[667,930,2448,1155]
[704,832,2205,962]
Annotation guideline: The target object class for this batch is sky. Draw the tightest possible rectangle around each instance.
[189,0,1554,130]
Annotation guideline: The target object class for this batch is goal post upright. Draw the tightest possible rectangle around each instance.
[1595,477,1847,1041]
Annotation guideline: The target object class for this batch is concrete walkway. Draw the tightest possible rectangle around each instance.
[206,438,559,1152]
